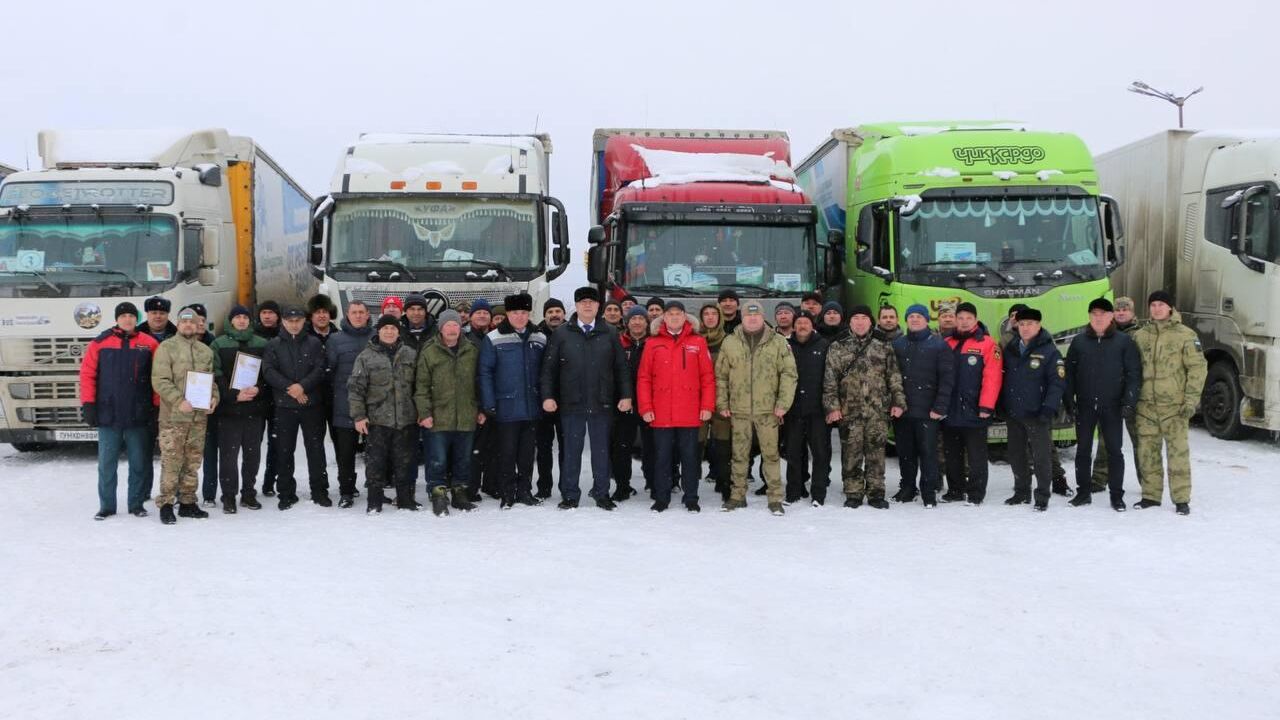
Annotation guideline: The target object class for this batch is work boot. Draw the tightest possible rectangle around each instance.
[535,487,553,500]
[1033,501,1048,512]
[430,488,450,517]
[892,487,917,503]
[557,499,579,511]
[844,496,863,509]
[515,490,541,506]
[1052,478,1075,497]
[159,504,176,525]
[450,487,476,512]
[240,494,262,510]
[178,503,209,519]
[720,498,747,512]
[594,496,616,512]
[1175,503,1190,516]
[867,497,890,510]
[1111,498,1127,512]
[129,508,149,518]
[921,491,937,508]
[222,498,237,514]
[610,486,637,502]
[685,501,701,513]
[1133,498,1162,510]
[941,490,965,503]
[650,501,668,513]
[1004,493,1031,506]
[1069,493,1092,507]
[94,510,114,521]
[313,495,333,508]
[338,494,354,509]
[768,502,785,516]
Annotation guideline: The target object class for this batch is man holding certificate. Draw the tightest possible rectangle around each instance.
[151,307,219,525]
[211,305,271,513]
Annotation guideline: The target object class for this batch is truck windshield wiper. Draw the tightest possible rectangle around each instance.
[2,269,60,292]
[330,260,417,281]
[914,260,1014,284]
[627,284,694,296]
[708,282,769,297]
[70,267,142,288]
[419,258,512,281]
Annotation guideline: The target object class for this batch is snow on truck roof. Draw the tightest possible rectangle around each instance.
[355,133,551,153]
[37,129,244,168]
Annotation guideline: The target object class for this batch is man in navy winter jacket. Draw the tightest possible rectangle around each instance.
[478,292,547,509]
[891,304,955,507]
[999,307,1066,510]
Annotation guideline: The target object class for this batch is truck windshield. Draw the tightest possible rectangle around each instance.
[0,214,178,296]
[895,196,1104,280]
[329,197,539,271]
[622,222,815,294]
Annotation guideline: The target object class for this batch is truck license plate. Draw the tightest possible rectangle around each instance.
[988,424,1009,441]
[54,429,98,442]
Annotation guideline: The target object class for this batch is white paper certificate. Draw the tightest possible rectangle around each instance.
[231,353,262,391]
[185,371,214,410]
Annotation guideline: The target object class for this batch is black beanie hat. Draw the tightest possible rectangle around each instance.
[717,288,740,302]
[403,293,428,311]
[1088,297,1114,313]
[376,314,402,330]
[143,296,170,313]
[956,302,978,316]
[1148,290,1174,308]
[228,304,252,322]
[645,296,665,309]
[544,298,565,312]
[258,300,281,316]
[849,304,874,320]
[114,302,139,320]
[795,311,818,326]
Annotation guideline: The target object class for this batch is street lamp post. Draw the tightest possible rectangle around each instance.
[1128,81,1204,128]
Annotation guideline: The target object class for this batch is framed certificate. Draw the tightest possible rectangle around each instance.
[231,352,262,391]
[185,371,214,410]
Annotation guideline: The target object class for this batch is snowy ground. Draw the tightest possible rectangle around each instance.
[2,427,1278,720]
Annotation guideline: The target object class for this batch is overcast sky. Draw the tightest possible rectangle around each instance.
[2,0,1275,291]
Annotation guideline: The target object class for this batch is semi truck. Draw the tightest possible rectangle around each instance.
[0,163,16,179]
[1096,129,1280,439]
[585,129,831,314]
[0,128,315,450]
[308,133,570,318]
[796,121,1125,442]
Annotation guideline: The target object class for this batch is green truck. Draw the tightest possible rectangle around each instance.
[796,122,1125,441]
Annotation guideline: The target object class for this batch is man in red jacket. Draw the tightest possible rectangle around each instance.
[81,302,161,520]
[636,301,715,513]
[941,302,1003,504]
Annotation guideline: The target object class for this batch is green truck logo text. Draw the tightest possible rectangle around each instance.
[952,146,1047,166]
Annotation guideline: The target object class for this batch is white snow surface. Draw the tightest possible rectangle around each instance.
[631,144,797,182]
[2,429,1277,719]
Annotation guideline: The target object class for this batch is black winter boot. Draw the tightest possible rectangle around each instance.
[178,503,209,519]
[430,488,450,517]
[1069,492,1092,507]
[450,487,476,512]
[159,504,177,525]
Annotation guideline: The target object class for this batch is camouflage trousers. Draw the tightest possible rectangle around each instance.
[1135,407,1192,504]
[841,417,890,499]
[156,419,207,507]
[730,414,781,503]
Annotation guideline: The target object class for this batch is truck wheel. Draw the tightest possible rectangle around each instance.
[10,442,50,452]
[1202,362,1249,440]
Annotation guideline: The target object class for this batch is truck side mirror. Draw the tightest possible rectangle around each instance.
[197,164,222,187]
[310,246,324,265]
[198,268,219,286]
[823,244,840,287]
[587,225,605,245]
[827,229,843,248]
[545,196,570,282]
[587,244,609,285]
[200,225,220,267]
[1099,194,1125,271]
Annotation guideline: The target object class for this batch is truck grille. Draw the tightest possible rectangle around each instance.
[32,337,91,366]
[32,406,89,427]
[32,381,80,400]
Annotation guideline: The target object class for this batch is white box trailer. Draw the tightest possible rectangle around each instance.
[1096,129,1280,438]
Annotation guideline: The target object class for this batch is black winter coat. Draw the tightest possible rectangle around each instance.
[786,332,830,417]
[892,328,956,419]
[263,330,327,412]
[326,323,374,428]
[1000,329,1066,419]
[540,314,632,414]
[1064,325,1142,413]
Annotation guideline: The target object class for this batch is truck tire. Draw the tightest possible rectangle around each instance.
[1201,361,1249,440]
[10,442,50,452]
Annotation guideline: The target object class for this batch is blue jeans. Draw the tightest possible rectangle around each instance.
[558,411,613,503]
[98,426,152,514]
[652,427,700,506]
[427,431,474,493]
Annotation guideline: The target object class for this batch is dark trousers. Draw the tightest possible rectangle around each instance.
[559,411,613,502]
[410,426,432,486]
[217,415,265,500]
[427,430,474,493]
[97,425,151,514]
[535,412,564,495]
[942,425,990,502]
[610,411,640,491]
[1007,415,1053,505]
[261,412,278,493]
[652,426,700,506]
[784,413,832,502]
[472,421,496,495]
[494,420,536,500]
[1075,404,1125,498]
[332,426,361,497]
[274,407,329,501]
[895,416,941,496]
[366,424,417,506]
[201,414,219,502]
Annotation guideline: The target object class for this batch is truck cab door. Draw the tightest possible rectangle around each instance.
[855,203,893,283]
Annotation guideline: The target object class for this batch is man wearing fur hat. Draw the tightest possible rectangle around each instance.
[478,293,547,508]
[540,287,632,511]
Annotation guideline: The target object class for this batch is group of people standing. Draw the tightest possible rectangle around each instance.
[84,283,1207,523]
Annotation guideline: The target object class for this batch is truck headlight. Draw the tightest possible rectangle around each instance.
[9,383,31,400]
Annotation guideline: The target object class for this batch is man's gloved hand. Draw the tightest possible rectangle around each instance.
[81,403,98,427]
[1122,405,1136,421]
